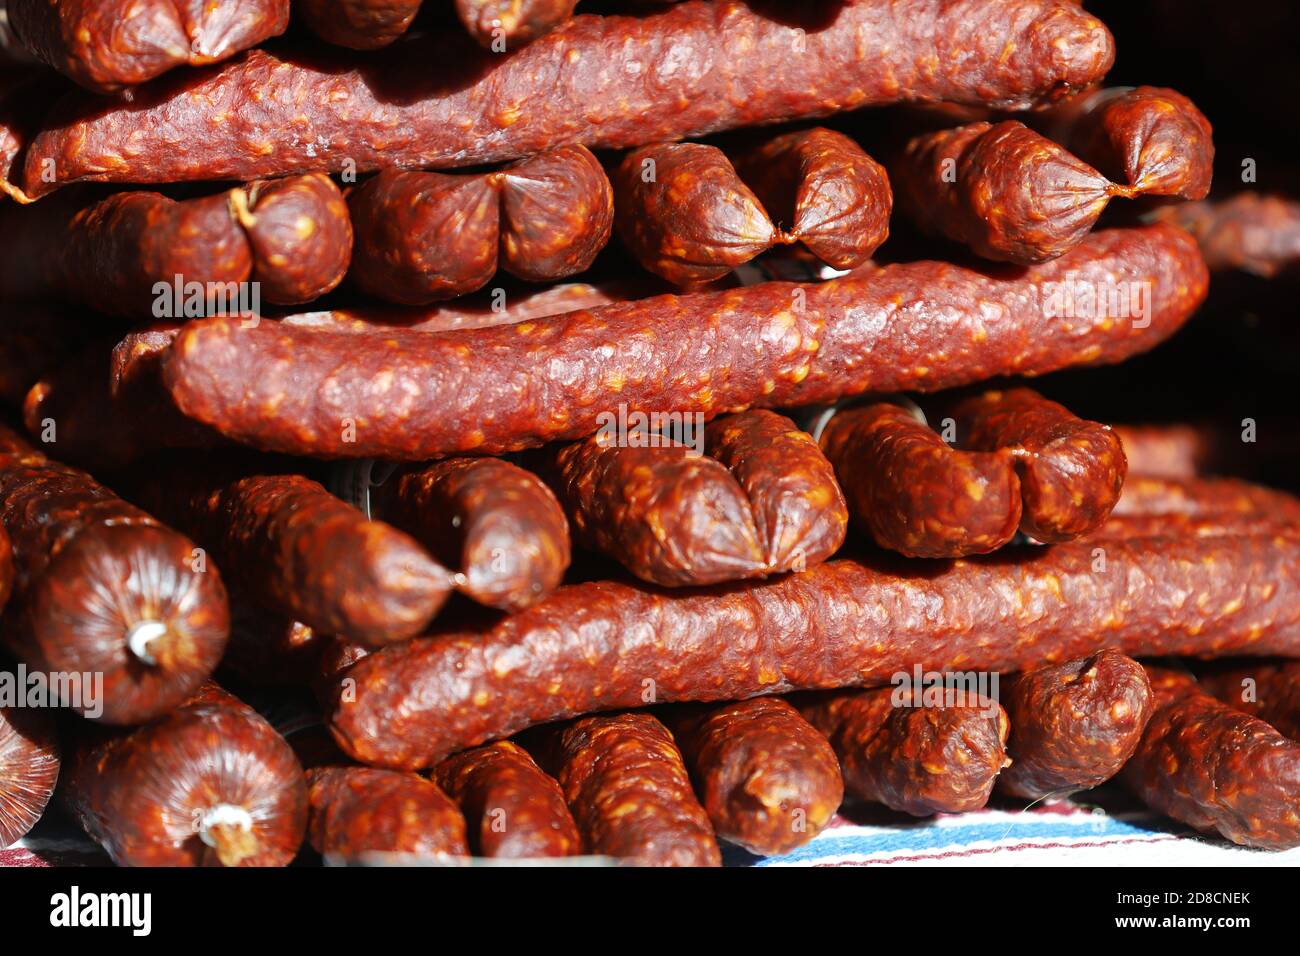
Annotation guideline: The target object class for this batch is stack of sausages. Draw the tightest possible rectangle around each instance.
[1,0,1298,868]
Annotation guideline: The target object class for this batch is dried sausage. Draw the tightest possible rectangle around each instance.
[6,0,289,93]
[1112,423,1212,478]
[62,683,307,866]
[18,0,1114,195]
[531,712,720,866]
[0,67,59,203]
[347,146,611,304]
[663,698,842,855]
[0,174,352,317]
[1028,86,1213,200]
[162,224,1206,460]
[949,388,1127,542]
[997,649,1153,800]
[0,426,229,725]
[1112,474,1300,523]
[131,467,451,647]
[799,687,1009,815]
[325,530,1300,769]
[1153,194,1300,279]
[372,458,569,612]
[1122,668,1300,850]
[732,127,892,270]
[1198,662,1300,740]
[456,0,578,49]
[0,703,59,848]
[819,402,1022,558]
[613,142,779,286]
[545,409,844,586]
[306,766,468,859]
[434,740,581,858]
[891,120,1132,264]
[295,0,422,50]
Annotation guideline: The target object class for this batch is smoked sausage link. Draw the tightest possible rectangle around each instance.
[0,428,229,725]
[0,703,59,848]
[162,224,1206,460]
[295,0,422,50]
[62,683,307,866]
[435,740,581,858]
[306,766,469,859]
[326,529,1300,769]
[18,0,1115,195]
[997,650,1153,799]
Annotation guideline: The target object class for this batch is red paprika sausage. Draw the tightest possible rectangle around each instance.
[456,0,579,50]
[799,687,1010,816]
[61,683,307,866]
[372,458,570,613]
[1198,662,1300,740]
[0,703,59,848]
[6,0,289,93]
[306,766,468,860]
[325,529,1300,769]
[997,650,1153,800]
[663,698,842,855]
[0,427,229,725]
[295,0,422,50]
[532,712,720,866]
[1154,194,1300,278]
[18,0,1114,195]
[434,740,581,858]
[162,224,1206,460]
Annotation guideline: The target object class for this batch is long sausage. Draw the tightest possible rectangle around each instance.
[1112,474,1300,523]
[663,698,842,855]
[162,224,1207,460]
[6,0,289,93]
[0,426,229,725]
[61,683,307,866]
[997,650,1152,800]
[1198,662,1300,740]
[325,529,1300,769]
[1153,194,1300,279]
[434,740,582,858]
[18,0,1114,195]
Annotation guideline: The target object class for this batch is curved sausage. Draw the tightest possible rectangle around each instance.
[0,174,352,316]
[325,530,1300,769]
[1123,668,1300,850]
[19,0,1115,195]
[161,224,1207,460]
[532,712,720,866]
[131,467,452,647]
[997,650,1153,800]
[0,427,229,725]
[732,127,892,270]
[347,146,611,304]
[799,687,1009,816]
[891,120,1131,264]
[950,387,1127,542]
[372,458,570,613]
[0,703,59,848]
[306,766,469,859]
[434,740,581,858]
[819,402,1022,558]
[663,698,842,855]
[1112,474,1300,523]
[6,0,289,93]
[295,0,422,50]
[1031,86,1214,199]
[614,142,778,286]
